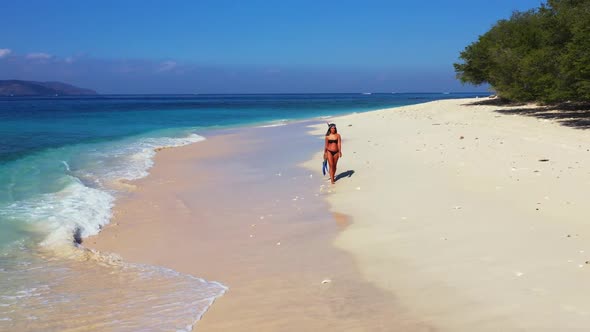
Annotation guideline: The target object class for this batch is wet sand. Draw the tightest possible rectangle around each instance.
[87,123,431,331]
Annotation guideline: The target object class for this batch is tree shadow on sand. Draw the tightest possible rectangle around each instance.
[465,98,590,130]
[335,170,355,182]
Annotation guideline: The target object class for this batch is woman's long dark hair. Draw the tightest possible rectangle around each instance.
[325,123,337,136]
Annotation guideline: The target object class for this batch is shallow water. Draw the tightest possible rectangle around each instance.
[0,243,226,331]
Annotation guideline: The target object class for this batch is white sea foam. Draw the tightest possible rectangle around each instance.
[61,161,70,172]
[82,133,206,182]
[0,178,114,248]
[122,262,228,331]
[258,119,289,128]
[259,122,288,128]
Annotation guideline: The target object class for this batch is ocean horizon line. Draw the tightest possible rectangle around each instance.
[0,91,492,99]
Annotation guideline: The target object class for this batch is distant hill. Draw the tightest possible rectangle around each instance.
[0,80,97,96]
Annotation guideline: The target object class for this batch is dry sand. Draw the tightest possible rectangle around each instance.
[306,97,590,330]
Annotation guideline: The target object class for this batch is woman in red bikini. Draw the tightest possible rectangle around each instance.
[324,123,342,184]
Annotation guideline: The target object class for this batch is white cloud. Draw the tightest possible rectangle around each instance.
[0,48,12,58]
[157,60,177,72]
[26,52,52,60]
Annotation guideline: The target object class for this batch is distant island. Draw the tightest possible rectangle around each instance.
[0,80,97,96]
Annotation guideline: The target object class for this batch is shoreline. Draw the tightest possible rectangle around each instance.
[84,95,590,330]
[86,121,430,331]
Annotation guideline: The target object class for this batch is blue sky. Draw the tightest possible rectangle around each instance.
[0,0,544,94]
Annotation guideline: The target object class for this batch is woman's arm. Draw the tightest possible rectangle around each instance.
[325,136,329,152]
[338,134,342,157]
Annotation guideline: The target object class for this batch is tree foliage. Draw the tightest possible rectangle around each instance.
[454,0,590,103]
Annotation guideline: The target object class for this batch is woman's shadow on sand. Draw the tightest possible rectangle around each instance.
[335,170,355,182]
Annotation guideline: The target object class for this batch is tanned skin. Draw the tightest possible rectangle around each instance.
[324,125,342,184]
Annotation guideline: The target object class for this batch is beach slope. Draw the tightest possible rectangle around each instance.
[307,98,590,330]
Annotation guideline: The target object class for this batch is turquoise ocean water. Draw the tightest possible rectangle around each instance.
[0,93,487,330]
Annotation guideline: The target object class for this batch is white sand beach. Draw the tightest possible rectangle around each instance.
[307,97,590,330]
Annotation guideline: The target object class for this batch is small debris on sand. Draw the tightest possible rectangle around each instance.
[321,279,332,284]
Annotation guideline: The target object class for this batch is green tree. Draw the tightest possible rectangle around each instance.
[454,0,590,103]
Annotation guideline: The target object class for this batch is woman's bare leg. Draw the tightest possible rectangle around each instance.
[332,154,340,183]
[327,152,335,184]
